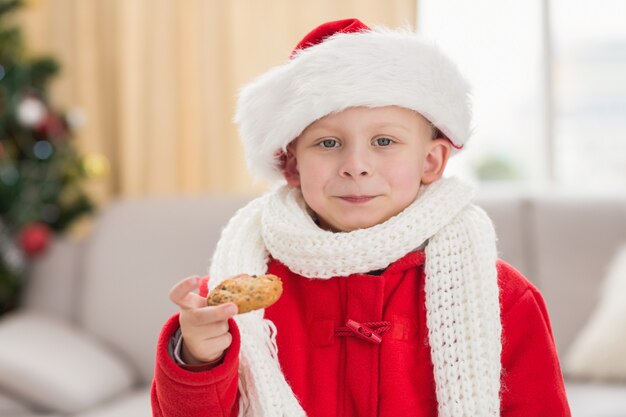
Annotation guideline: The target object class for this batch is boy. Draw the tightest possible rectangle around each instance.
[151,18,571,417]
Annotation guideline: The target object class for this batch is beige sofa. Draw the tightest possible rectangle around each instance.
[0,191,625,416]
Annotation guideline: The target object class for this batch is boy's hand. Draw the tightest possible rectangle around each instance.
[169,276,238,364]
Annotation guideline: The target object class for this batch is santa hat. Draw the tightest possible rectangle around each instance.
[235,18,472,183]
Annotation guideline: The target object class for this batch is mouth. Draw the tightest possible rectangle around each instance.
[337,195,378,204]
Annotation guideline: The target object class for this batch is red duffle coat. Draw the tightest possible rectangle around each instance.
[151,251,571,417]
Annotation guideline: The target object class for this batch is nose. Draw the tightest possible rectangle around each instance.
[339,145,372,178]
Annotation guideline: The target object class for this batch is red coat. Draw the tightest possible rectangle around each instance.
[151,251,571,416]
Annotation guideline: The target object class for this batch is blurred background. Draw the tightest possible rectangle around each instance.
[12,0,418,203]
[1,1,625,416]
[8,0,626,203]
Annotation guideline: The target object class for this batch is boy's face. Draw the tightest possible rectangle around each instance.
[283,106,451,232]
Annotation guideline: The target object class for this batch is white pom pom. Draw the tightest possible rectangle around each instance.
[17,97,47,128]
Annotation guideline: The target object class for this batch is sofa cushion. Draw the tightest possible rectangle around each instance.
[0,312,135,414]
[73,389,150,417]
[564,244,626,381]
[0,390,31,415]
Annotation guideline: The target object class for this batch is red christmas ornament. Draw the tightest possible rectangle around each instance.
[19,223,52,257]
[37,113,68,139]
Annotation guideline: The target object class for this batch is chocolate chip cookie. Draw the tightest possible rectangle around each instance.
[207,274,283,314]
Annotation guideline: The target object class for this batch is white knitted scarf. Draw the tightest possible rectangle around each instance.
[208,177,502,417]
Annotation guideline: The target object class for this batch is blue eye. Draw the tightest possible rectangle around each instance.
[374,137,392,146]
[320,139,339,148]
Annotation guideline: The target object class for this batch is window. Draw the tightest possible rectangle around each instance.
[418,0,626,191]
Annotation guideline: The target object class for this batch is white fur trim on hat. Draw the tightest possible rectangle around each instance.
[235,27,472,183]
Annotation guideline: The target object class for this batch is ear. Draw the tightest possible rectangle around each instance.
[282,145,301,187]
[421,138,452,185]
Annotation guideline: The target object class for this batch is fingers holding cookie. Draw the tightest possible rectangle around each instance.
[170,275,239,364]
[178,301,238,364]
[185,302,238,326]
[170,272,283,364]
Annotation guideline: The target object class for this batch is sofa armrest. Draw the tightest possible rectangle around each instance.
[23,236,85,322]
[0,311,136,414]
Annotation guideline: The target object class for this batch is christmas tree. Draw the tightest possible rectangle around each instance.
[0,0,94,314]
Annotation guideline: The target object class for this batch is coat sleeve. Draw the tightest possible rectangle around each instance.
[151,313,240,417]
[498,264,571,416]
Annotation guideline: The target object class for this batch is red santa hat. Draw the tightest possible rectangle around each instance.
[235,18,471,183]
